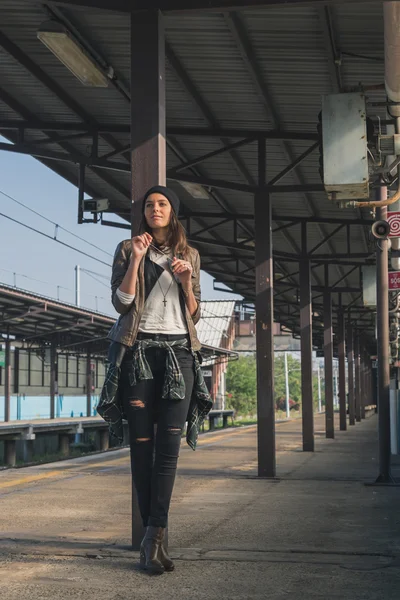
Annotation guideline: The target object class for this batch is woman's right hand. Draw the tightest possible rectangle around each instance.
[131,232,152,261]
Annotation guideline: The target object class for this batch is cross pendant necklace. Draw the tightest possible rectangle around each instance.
[151,248,173,309]
[158,278,173,309]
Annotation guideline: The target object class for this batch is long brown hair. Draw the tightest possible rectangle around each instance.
[139,210,189,258]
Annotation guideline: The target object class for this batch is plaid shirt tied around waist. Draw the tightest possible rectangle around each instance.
[97,338,213,451]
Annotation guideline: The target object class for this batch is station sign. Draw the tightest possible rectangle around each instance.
[388,271,400,290]
[387,212,400,238]
[0,351,4,368]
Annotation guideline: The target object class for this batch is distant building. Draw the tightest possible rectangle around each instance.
[196,301,237,410]
[233,301,301,354]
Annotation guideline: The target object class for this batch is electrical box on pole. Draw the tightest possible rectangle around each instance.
[321,93,369,201]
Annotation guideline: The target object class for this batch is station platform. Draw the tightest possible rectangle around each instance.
[0,413,399,600]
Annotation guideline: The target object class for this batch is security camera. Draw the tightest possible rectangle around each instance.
[371,220,390,240]
[83,198,110,213]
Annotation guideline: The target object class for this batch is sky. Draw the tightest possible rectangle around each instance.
[0,141,242,316]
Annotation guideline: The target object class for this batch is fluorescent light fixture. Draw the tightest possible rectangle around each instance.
[37,21,109,88]
[178,181,210,200]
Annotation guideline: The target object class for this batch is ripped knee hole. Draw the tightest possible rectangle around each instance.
[136,438,152,443]
[129,398,145,408]
[167,427,182,435]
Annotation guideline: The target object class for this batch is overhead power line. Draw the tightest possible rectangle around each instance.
[0,188,113,258]
[0,212,112,268]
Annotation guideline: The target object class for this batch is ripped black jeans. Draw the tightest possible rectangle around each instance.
[121,334,194,528]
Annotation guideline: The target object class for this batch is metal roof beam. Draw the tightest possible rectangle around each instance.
[165,40,305,289]
[0,141,130,173]
[0,32,129,161]
[167,127,318,141]
[317,6,343,95]
[166,42,256,187]
[45,0,386,13]
[168,172,325,194]
[0,88,130,201]
[224,11,353,292]
[0,121,318,141]
[181,212,373,225]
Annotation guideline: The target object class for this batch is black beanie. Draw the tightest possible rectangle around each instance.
[143,185,180,216]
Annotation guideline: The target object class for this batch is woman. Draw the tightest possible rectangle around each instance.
[97,185,212,575]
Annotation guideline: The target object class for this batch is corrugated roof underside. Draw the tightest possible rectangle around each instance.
[0,1,384,324]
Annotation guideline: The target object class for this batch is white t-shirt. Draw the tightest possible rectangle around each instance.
[116,248,188,335]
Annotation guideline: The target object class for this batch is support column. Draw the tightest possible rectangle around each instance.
[130,11,166,548]
[131,9,166,235]
[97,429,109,452]
[13,348,19,394]
[360,346,366,420]
[5,440,16,467]
[50,340,57,420]
[324,265,334,439]
[354,335,362,422]
[4,338,11,422]
[23,440,34,463]
[59,434,70,457]
[300,222,314,452]
[376,196,393,482]
[338,307,347,431]
[86,350,92,418]
[347,321,355,426]
[255,139,276,477]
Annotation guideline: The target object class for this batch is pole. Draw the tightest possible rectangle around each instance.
[255,138,276,476]
[324,265,334,437]
[317,363,322,413]
[375,187,393,482]
[86,350,92,417]
[347,321,355,426]
[50,339,56,420]
[354,334,362,423]
[334,363,339,409]
[4,337,11,422]
[75,265,80,307]
[338,303,347,431]
[300,222,314,452]
[284,351,290,419]
[130,9,167,549]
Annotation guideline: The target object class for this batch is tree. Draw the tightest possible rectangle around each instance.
[226,352,322,417]
[226,356,257,415]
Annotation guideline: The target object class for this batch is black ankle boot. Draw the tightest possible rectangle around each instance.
[158,539,175,572]
[139,526,165,574]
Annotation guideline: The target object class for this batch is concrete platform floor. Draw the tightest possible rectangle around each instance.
[0,413,399,600]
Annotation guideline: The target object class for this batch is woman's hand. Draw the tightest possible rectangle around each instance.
[171,257,193,288]
[131,233,152,261]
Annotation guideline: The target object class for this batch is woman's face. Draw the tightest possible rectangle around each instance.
[144,193,172,230]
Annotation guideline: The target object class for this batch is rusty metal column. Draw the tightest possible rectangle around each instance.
[347,321,355,426]
[50,340,56,420]
[360,346,366,420]
[86,350,92,418]
[4,337,11,422]
[324,265,334,438]
[131,10,166,235]
[300,222,314,452]
[337,306,347,431]
[375,196,393,482]
[354,334,362,422]
[255,138,276,477]
[130,11,166,548]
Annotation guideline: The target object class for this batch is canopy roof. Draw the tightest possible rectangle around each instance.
[0,0,385,347]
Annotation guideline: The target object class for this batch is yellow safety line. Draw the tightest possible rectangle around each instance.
[0,422,292,489]
[0,470,62,489]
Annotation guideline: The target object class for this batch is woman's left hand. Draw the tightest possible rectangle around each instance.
[171,257,193,287]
